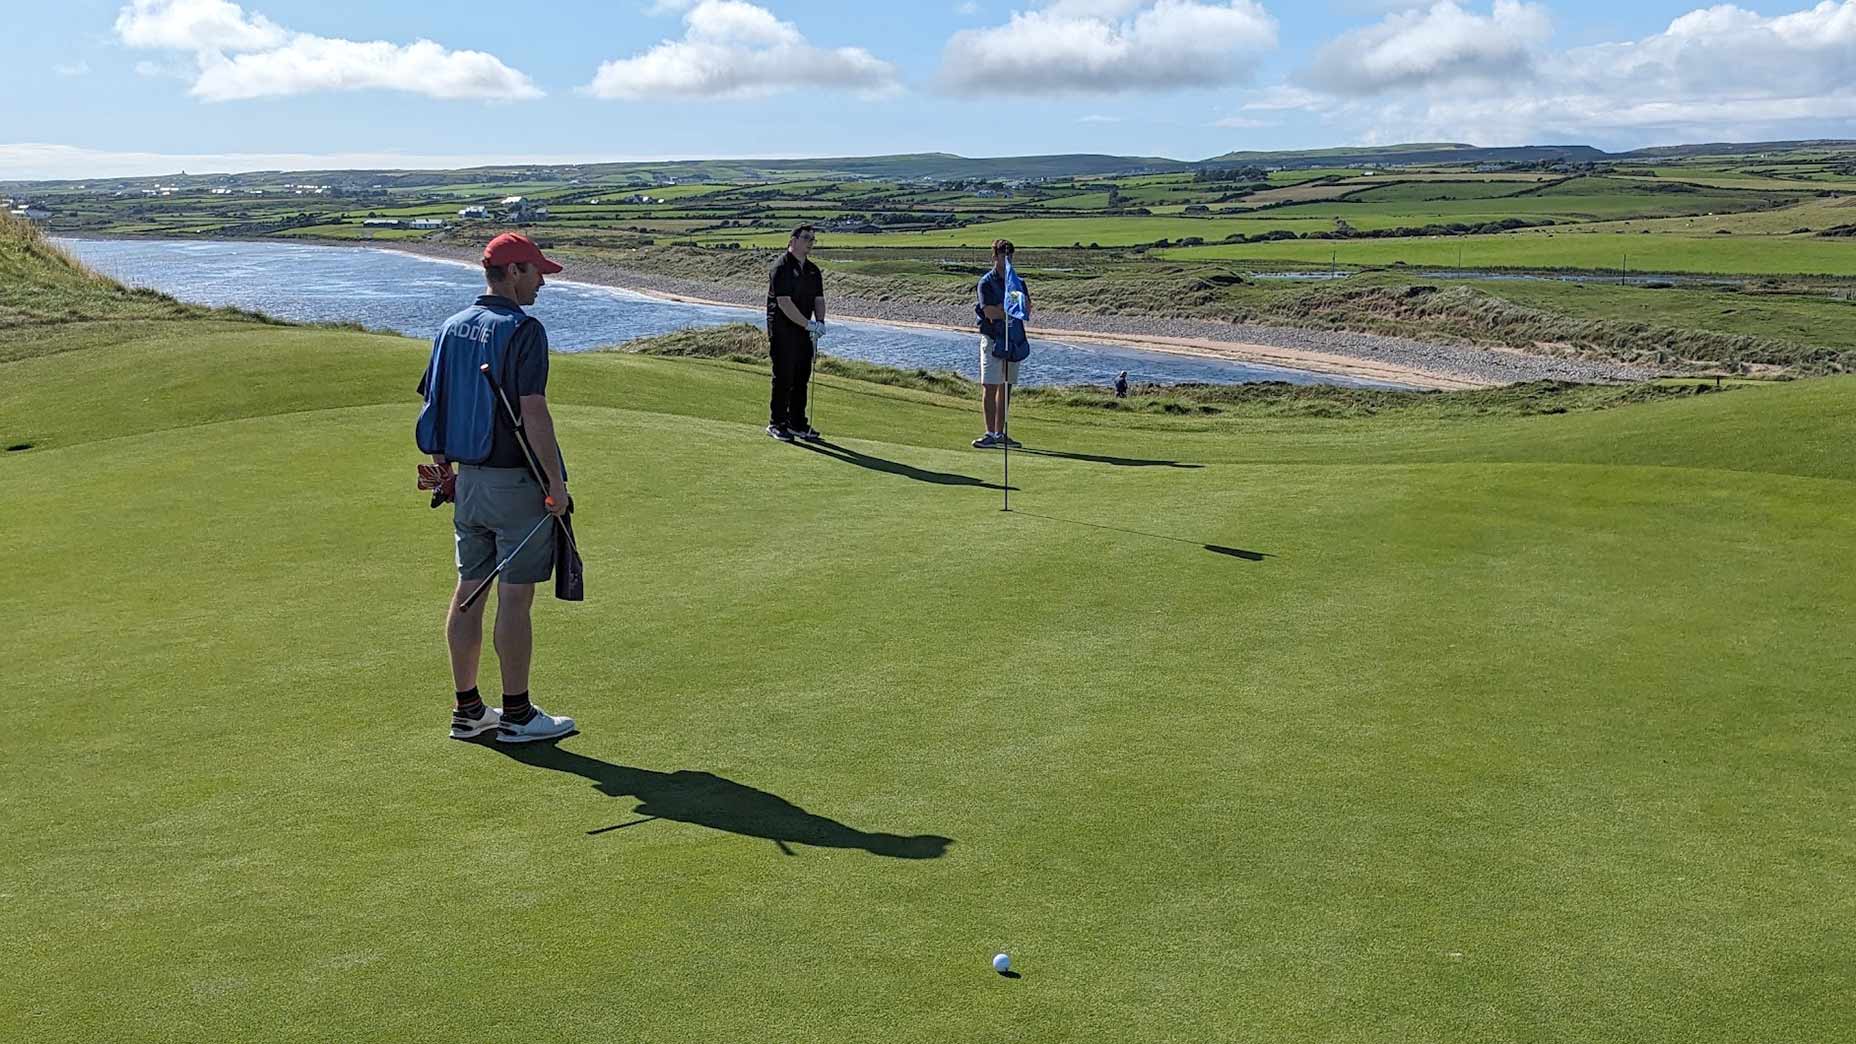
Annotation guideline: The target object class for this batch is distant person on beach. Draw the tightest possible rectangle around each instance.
[973,239,1029,448]
[1115,371,1129,398]
[766,225,826,442]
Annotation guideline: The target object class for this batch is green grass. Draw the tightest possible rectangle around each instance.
[1161,233,1856,277]
[1346,180,1540,202]
[4,229,1856,1041]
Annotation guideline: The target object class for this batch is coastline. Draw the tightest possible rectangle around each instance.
[56,232,1661,389]
[372,240,1658,390]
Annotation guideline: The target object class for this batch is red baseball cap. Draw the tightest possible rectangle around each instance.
[483,232,562,274]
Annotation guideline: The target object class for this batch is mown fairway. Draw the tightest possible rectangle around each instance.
[4,251,1855,1038]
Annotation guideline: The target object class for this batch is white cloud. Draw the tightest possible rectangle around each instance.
[1078,113,1123,122]
[939,1,1277,95]
[584,1,899,100]
[53,61,92,77]
[115,0,285,52]
[1302,1,1550,96]
[112,0,541,101]
[1307,0,1856,144]
[191,37,543,102]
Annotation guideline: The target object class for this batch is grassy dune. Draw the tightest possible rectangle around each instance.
[4,227,1853,1042]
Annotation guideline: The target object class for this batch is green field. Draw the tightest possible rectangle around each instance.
[5,213,1856,1042]
[1162,233,1856,276]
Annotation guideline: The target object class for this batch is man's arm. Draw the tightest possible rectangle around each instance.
[511,320,567,515]
[776,296,811,328]
[519,394,567,516]
[979,275,1005,321]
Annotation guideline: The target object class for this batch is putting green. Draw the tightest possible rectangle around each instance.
[3,316,1853,1042]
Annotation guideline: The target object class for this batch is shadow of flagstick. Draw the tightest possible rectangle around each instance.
[1009,510,1270,561]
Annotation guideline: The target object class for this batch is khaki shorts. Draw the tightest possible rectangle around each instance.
[454,466,555,585]
[979,336,1021,386]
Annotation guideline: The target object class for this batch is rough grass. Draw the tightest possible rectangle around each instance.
[1278,283,1852,374]
[0,214,233,338]
[0,219,383,364]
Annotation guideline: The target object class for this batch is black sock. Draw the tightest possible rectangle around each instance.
[503,692,534,724]
[455,687,483,715]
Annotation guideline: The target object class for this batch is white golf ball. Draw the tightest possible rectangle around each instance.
[992,953,1011,973]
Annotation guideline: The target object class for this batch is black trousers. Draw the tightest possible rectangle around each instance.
[769,327,814,430]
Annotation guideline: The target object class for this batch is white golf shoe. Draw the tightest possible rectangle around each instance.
[496,706,576,743]
[449,704,501,740]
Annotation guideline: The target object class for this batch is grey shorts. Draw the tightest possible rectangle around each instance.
[979,336,1021,386]
[454,466,555,585]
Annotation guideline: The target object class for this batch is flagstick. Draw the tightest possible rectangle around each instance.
[1001,262,1013,512]
[1002,377,1011,512]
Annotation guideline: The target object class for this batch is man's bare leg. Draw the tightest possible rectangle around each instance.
[446,583,487,692]
[493,581,537,696]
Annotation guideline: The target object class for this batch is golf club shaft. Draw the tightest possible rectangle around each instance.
[477,363,556,508]
[458,512,552,611]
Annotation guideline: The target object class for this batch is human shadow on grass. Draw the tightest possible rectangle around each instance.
[479,738,953,860]
[1018,448,1203,469]
[1011,510,1270,562]
[795,438,1014,492]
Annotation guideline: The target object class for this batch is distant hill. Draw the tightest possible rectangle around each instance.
[1201,143,1610,169]
[10,140,1856,191]
[1618,139,1856,159]
[1,153,1192,192]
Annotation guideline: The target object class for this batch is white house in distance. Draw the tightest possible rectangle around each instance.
[458,206,489,219]
[498,196,548,222]
[408,218,445,229]
[10,204,51,222]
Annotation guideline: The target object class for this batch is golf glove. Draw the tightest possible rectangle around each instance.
[808,319,827,341]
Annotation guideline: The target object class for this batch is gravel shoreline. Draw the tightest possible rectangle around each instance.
[388,240,1660,387]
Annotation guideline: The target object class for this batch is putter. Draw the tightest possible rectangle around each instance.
[458,513,551,612]
[807,326,818,437]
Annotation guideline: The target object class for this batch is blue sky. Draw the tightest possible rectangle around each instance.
[6,1,1856,178]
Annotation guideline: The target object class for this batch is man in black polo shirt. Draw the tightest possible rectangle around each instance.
[766,225,827,442]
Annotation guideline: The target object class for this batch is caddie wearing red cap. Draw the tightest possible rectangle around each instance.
[414,233,578,744]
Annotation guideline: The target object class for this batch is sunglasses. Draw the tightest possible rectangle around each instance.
[795,234,816,242]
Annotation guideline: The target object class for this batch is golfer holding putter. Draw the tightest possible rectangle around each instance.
[766,224,828,442]
[415,233,577,744]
